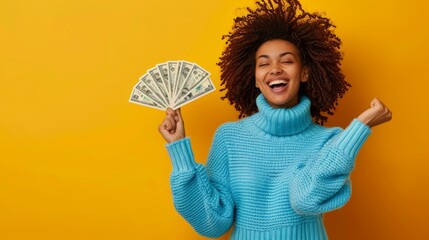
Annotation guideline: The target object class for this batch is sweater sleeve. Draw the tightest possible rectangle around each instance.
[166,127,234,238]
[289,119,371,215]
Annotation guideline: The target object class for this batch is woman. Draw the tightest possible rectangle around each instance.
[158,0,392,239]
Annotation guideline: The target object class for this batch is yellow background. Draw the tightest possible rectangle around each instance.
[1,0,428,239]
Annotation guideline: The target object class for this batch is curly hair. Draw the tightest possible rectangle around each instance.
[217,0,350,125]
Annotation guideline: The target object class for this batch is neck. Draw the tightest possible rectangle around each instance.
[251,94,313,136]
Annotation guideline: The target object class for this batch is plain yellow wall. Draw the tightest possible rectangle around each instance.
[1,0,428,239]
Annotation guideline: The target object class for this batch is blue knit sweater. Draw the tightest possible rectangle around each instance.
[166,94,371,239]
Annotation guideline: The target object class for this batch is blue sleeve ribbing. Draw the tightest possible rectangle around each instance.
[289,119,371,215]
[166,128,234,238]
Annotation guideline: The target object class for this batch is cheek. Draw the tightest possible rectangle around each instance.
[255,70,263,88]
[255,76,264,88]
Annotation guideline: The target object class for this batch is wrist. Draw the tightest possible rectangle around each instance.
[357,115,371,127]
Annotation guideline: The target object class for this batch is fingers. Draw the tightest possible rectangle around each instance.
[358,97,392,127]
[370,98,380,107]
[158,108,177,136]
[159,117,173,135]
[165,108,177,134]
[175,108,185,138]
[158,108,186,143]
[372,98,392,120]
[176,108,184,124]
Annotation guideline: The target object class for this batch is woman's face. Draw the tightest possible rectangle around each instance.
[255,39,308,108]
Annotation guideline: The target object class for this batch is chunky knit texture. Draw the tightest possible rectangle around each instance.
[166,94,371,240]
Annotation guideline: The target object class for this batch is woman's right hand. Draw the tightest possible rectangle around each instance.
[158,108,186,143]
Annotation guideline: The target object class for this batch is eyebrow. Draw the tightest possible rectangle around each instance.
[257,52,294,60]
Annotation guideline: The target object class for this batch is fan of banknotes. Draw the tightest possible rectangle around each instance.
[129,60,215,110]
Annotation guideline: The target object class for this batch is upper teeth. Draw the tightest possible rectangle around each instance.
[269,80,288,86]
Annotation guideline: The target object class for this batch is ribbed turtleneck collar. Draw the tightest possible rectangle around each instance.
[251,94,313,136]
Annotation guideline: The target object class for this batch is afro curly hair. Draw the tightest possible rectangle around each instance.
[217,0,350,125]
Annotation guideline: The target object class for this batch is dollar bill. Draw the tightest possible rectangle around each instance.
[167,61,180,106]
[130,60,215,111]
[129,87,165,110]
[173,77,215,109]
[134,78,167,109]
[138,73,168,107]
[156,63,171,99]
[172,63,210,103]
[147,66,170,105]
[172,61,193,103]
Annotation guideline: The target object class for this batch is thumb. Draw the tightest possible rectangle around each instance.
[175,108,185,137]
[176,108,184,123]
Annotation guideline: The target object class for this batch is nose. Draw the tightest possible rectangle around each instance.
[269,64,282,75]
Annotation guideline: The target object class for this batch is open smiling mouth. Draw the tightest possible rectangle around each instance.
[268,79,288,89]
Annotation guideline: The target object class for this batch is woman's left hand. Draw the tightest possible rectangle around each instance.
[357,98,392,128]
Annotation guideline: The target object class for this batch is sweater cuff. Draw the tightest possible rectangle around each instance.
[336,119,371,158]
[166,137,196,173]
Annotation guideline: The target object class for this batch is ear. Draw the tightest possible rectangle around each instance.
[301,67,309,83]
[255,81,260,89]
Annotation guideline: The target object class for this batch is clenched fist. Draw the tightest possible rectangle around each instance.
[357,98,392,128]
[159,108,186,143]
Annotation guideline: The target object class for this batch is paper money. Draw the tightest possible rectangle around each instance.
[139,73,168,106]
[173,77,215,109]
[147,66,170,105]
[129,86,165,110]
[129,60,215,110]
[173,63,210,103]
[173,61,193,102]
[167,61,179,106]
[156,63,171,99]
[134,77,167,108]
